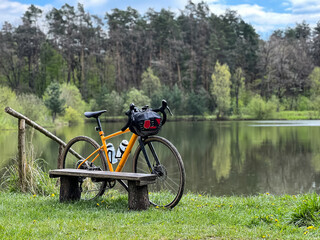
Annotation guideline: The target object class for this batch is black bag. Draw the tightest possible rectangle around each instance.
[129,109,162,137]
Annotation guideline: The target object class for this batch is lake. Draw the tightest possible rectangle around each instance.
[2,120,320,196]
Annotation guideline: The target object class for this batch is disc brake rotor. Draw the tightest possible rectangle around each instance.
[153,164,167,181]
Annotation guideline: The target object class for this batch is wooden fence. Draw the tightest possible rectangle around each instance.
[4,107,80,191]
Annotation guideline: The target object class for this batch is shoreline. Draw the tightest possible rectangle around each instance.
[2,110,320,130]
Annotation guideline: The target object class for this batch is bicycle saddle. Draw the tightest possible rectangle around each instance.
[84,110,107,118]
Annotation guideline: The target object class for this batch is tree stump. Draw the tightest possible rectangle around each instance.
[59,176,81,202]
[128,181,150,210]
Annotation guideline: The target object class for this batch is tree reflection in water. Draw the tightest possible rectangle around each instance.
[2,120,320,196]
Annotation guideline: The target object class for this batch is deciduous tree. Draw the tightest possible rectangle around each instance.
[211,61,231,118]
[141,67,161,97]
[232,67,245,114]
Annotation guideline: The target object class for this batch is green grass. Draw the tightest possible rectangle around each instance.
[0,191,319,239]
[230,111,320,121]
[273,111,319,120]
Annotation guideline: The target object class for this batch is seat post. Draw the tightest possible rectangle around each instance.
[96,117,103,132]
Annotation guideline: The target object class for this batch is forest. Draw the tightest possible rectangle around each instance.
[1,1,320,127]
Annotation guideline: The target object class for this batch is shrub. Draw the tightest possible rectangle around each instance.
[60,83,87,113]
[64,106,84,125]
[246,95,276,119]
[151,84,184,115]
[311,96,320,117]
[16,93,49,124]
[104,90,125,116]
[123,88,151,111]
[186,88,209,116]
[297,96,312,111]
[269,95,281,112]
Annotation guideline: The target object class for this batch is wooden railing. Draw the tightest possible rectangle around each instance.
[4,107,81,191]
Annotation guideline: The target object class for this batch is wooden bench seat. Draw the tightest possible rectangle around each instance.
[49,169,157,210]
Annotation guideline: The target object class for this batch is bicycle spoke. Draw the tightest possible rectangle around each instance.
[62,136,107,201]
[165,176,181,188]
[133,136,185,208]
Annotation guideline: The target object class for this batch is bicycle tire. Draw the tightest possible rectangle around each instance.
[61,136,108,200]
[132,136,185,208]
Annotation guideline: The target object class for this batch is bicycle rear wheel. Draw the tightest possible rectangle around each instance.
[133,136,185,208]
[61,136,108,200]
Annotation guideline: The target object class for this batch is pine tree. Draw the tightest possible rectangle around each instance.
[43,81,65,122]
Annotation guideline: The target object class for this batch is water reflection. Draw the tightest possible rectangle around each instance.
[170,121,320,196]
[1,120,320,196]
[249,120,320,127]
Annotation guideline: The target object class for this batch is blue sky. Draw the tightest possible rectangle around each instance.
[1,0,320,39]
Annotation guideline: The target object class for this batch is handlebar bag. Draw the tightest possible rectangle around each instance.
[129,110,162,137]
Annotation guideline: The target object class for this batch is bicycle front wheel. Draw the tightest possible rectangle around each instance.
[133,136,185,208]
[62,136,108,200]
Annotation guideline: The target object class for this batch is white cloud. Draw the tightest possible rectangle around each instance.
[0,0,55,28]
[78,0,109,8]
[0,0,29,25]
[158,0,320,38]
[286,0,320,13]
[205,1,320,38]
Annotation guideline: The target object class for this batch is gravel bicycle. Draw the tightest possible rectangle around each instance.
[61,100,185,208]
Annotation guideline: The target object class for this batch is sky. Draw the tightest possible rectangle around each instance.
[1,0,320,39]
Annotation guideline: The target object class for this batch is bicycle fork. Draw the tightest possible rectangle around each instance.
[138,137,161,175]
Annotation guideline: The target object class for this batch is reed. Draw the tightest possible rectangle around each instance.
[1,141,58,196]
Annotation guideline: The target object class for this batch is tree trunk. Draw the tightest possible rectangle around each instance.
[52,112,56,123]
[177,62,182,88]
[81,47,86,100]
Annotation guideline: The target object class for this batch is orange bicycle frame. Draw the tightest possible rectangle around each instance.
[77,128,138,172]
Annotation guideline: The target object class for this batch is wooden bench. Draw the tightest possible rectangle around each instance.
[49,169,157,210]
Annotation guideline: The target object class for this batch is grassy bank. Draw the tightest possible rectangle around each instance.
[273,111,319,120]
[2,110,320,131]
[173,111,320,121]
[0,191,319,239]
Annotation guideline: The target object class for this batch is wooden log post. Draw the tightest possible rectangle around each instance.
[128,181,150,210]
[57,144,64,169]
[18,118,27,192]
[59,176,81,202]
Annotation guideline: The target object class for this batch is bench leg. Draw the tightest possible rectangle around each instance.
[128,181,150,210]
[60,176,81,202]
